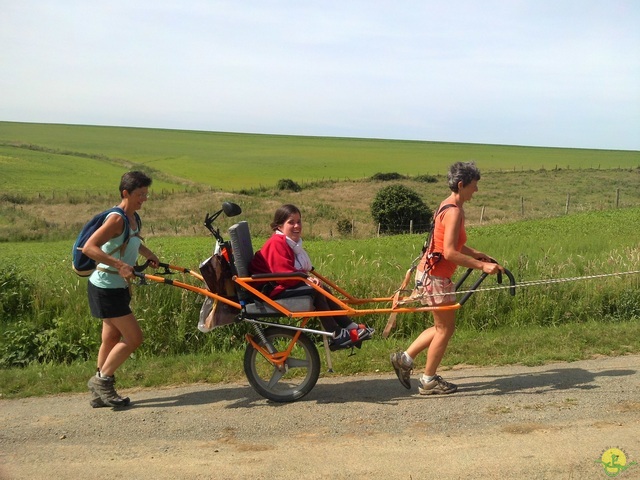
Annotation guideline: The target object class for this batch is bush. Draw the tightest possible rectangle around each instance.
[0,318,97,367]
[0,265,34,321]
[371,172,406,181]
[276,179,302,192]
[336,218,353,236]
[414,174,438,183]
[370,184,432,234]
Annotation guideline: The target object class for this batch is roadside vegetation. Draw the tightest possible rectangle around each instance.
[1,122,639,399]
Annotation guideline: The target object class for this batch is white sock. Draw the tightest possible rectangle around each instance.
[422,374,435,383]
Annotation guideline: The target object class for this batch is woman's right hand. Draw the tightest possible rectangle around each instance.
[481,262,504,275]
[118,262,135,279]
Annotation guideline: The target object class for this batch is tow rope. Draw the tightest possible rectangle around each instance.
[396,269,640,303]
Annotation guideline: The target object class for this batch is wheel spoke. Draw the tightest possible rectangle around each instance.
[267,368,285,388]
[286,357,310,369]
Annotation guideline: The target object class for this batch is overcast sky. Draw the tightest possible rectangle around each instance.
[1,1,639,150]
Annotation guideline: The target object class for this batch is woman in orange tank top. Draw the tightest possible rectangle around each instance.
[391,162,504,395]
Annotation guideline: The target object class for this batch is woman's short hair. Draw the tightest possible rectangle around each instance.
[447,162,481,192]
[119,171,152,197]
[271,204,301,231]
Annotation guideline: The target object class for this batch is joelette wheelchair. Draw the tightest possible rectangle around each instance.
[135,202,515,402]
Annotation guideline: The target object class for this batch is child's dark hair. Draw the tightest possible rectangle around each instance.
[119,171,152,198]
[271,204,301,231]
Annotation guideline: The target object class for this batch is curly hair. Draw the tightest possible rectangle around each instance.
[447,162,481,192]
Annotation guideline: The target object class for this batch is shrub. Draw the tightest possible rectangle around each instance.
[0,318,97,367]
[276,179,301,192]
[0,265,34,321]
[414,174,438,183]
[336,218,353,236]
[0,193,29,204]
[371,172,406,181]
[370,184,432,234]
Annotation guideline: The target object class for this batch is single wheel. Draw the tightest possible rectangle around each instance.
[244,326,321,402]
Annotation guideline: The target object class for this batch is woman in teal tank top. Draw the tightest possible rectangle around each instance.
[82,171,159,408]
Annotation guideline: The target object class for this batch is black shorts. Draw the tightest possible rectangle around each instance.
[87,282,132,319]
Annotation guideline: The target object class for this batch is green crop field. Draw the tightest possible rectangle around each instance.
[1,121,638,194]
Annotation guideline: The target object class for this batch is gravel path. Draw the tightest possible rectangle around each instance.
[1,355,639,480]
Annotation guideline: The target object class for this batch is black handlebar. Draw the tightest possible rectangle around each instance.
[456,263,516,306]
[204,202,242,244]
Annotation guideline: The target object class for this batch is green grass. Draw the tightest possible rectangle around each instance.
[0,143,186,197]
[1,122,640,399]
[2,320,638,399]
[2,209,640,398]
[2,121,638,192]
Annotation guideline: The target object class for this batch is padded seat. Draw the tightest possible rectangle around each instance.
[228,221,315,316]
[244,295,315,316]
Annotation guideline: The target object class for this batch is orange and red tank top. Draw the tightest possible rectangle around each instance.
[418,203,466,279]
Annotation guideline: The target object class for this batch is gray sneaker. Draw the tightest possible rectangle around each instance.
[87,375,130,407]
[390,352,413,390]
[418,375,458,395]
[90,390,130,408]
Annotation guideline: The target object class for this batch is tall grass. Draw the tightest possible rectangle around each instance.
[2,208,640,369]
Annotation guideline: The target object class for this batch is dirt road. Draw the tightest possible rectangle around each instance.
[1,355,639,480]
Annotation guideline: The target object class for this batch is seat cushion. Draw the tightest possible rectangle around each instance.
[244,296,315,316]
[228,221,254,277]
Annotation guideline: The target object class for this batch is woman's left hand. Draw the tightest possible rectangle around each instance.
[475,252,495,263]
[147,253,160,269]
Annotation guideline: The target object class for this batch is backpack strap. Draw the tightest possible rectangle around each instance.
[421,203,457,256]
[97,209,139,274]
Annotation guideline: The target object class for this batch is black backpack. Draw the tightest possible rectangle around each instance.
[72,207,140,277]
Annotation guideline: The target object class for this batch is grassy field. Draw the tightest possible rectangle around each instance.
[2,121,639,194]
[2,121,639,242]
[1,122,639,398]
[2,207,640,398]
[3,165,640,243]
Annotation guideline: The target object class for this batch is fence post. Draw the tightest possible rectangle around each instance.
[616,188,620,208]
[521,197,524,216]
[377,223,381,237]
[409,220,413,235]
[565,193,570,214]
[480,206,485,223]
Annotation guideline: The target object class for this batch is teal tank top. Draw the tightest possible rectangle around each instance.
[88,211,142,289]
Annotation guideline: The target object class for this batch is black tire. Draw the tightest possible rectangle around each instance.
[243,327,321,403]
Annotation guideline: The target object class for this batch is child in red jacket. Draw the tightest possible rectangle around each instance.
[250,204,373,350]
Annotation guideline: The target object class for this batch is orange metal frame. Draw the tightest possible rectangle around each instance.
[140,265,460,317]
[138,264,459,370]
